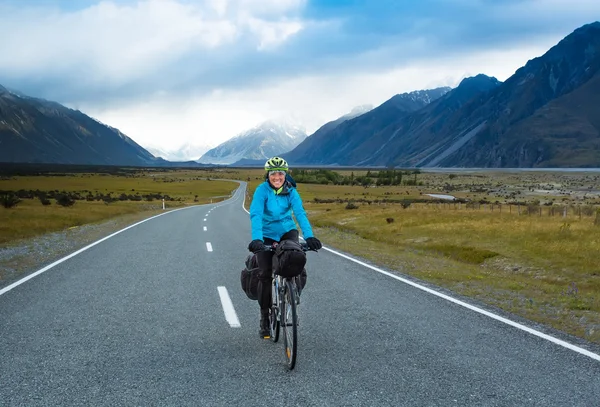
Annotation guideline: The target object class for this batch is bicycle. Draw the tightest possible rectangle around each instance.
[263,242,315,370]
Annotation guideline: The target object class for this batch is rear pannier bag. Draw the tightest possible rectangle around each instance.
[240,254,260,300]
[272,239,306,278]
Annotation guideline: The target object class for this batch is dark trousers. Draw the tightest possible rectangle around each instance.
[256,229,299,310]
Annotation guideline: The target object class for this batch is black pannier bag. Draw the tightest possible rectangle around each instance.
[272,239,306,278]
[240,254,260,300]
[296,268,307,293]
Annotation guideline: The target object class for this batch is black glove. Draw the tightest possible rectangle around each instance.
[305,237,322,251]
[248,239,264,252]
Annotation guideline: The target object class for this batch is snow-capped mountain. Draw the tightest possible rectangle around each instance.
[342,104,373,119]
[146,142,212,162]
[197,119,307,165]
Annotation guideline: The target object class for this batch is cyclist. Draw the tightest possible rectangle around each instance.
[248,156,322,338]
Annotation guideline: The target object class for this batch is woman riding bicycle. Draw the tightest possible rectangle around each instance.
[248,156,322,338]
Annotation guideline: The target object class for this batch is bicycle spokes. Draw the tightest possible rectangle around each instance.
[281,280,298,369]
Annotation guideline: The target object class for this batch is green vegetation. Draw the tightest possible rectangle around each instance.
[293,168,422,186]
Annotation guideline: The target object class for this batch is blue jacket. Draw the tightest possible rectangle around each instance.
[249,180,314,241]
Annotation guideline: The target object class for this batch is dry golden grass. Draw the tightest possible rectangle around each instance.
[303,200,600,343]
[0,169,242,243]
[0,199,162,244]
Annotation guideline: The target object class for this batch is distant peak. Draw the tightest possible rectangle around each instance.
[390,86,452,105]
[458,74,500,86]
[349,104,373,115]
[254,117,306,133]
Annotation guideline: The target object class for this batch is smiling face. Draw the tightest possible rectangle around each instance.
[268,171,286,189]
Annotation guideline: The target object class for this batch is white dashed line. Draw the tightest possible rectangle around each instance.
[217,286,241,328]
[206,242,213,252]
[203,218,207,221]
[203,226,207,231]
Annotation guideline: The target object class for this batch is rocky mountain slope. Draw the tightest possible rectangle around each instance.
[0,85,163,166]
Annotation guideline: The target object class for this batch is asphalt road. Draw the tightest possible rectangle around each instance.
[1,183,599,406]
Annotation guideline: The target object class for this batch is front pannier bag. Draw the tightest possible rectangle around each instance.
[272,239,306,278]
[240,254,260,300]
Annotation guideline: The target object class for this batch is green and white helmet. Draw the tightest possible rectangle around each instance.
[264,156,289,172]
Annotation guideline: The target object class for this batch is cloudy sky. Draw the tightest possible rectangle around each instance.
[1,0,599,152]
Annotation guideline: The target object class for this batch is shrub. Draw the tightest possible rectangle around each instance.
[1,193,21,208]
[386,217,394,224]
[56,194,75,207]
[39,196,52,206]
[345,202,359,210]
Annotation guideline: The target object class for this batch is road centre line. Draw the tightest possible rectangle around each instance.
[241,184,600,362]
[203,226,207,231]
[217,286,241,328]
[206,242,213,252]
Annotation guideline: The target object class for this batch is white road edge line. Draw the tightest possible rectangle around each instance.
[217,286,241,328]
[0,206,196,297]
[322,247,600,362]
[206,242,213,252]
[241,183,600,362]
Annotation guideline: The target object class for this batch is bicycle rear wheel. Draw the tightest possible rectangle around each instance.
[281,279,298,369]
[270,278,280,343]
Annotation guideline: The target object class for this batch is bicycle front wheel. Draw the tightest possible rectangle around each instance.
[281,279,298,370]
[270,278,280,343]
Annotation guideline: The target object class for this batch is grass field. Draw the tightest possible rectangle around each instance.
[2,165,600,344]
[0,168,239,244]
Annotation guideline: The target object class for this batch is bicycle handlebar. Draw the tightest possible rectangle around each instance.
[260,242,316,252]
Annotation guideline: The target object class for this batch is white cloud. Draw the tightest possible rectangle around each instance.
[246,17,304,50]
[0,0,305,82]
[82,37,558,151]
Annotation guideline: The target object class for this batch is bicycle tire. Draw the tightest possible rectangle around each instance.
[281,279,298,369]
[270,278,280,343]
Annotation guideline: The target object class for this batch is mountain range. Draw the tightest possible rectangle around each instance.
[285,21,600,168]
[1,21,599,168]
[0,85,163,166]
